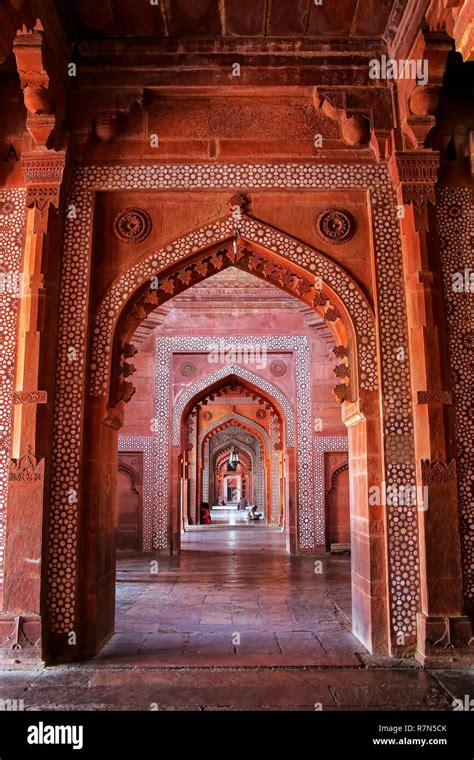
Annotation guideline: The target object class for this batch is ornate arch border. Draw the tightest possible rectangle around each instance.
[152,336,311,552]
[90,213,377,397]
[173,360,294,447]
[47,162,419,647]
[117,435,154,551]
[314,437,349,546]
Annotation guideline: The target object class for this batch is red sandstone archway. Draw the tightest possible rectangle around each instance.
[74,226,387,661]
[176,374,287,551]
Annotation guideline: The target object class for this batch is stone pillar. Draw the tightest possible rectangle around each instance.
[342,392,389,654]
[286,447,297,554]
[394,151,473,665]
[1,147,67,664]
[78,398,121,660]
[170,445,181,554]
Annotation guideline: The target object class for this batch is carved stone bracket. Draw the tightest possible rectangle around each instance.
[395,151,440,227]
[13,22,69,149]
[316,90,372,146]
[9,445,44,481]
[23,151,67,230]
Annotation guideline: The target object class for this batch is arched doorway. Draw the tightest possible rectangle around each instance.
[48,213,388,661]
[178,374,286,538]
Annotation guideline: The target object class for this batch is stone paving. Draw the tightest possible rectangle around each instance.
[1,527,473,711]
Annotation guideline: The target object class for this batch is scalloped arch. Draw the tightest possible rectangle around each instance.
[173,364,293,447]
[90,214,377,396]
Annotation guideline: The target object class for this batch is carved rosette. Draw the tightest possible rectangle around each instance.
[315,209,355,245]
[180,361,196,377]
[270,360,286,377]
[113,208,152,244]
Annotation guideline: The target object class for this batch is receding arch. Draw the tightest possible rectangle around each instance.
[208,433,263,516]
[175,367,292,447]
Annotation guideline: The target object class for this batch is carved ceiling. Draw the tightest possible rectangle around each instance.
[68,0,401,41]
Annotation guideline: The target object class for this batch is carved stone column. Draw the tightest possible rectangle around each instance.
[342,391,389,655]
[393,150,473,665]
[1,147,68,664]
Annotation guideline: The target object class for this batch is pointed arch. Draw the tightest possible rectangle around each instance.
[89,213,377,401]
[175,367,291,447]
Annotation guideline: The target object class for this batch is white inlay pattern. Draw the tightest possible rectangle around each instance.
[0,188,25,579]
[437,187,474,606]
[118,435,154,551]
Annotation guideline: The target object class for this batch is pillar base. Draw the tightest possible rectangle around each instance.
[0,614,43,666]
[415,612,474,667]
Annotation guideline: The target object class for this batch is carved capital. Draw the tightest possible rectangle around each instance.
[22,152,67,226]
[395,151,440,216]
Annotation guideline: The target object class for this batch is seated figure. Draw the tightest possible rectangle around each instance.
[246,505,262,521]
[200,502,212,524]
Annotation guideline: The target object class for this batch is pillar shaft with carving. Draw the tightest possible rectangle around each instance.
[394,149,472,664]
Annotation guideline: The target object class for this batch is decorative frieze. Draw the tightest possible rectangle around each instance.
[417,390,452,405]
[12,391,47,404]
[396,151,440,212]
[421,456,457,485]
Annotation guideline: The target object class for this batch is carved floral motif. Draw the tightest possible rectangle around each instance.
[316,208,355,245]
[114,208,152,244]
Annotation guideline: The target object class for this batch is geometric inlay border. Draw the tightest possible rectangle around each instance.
[46,162,397,635]
[313,436,349,545]
[118,435,154,552]
[153,335,314,551]
[0,188,25,582]
[437,187,474,607]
